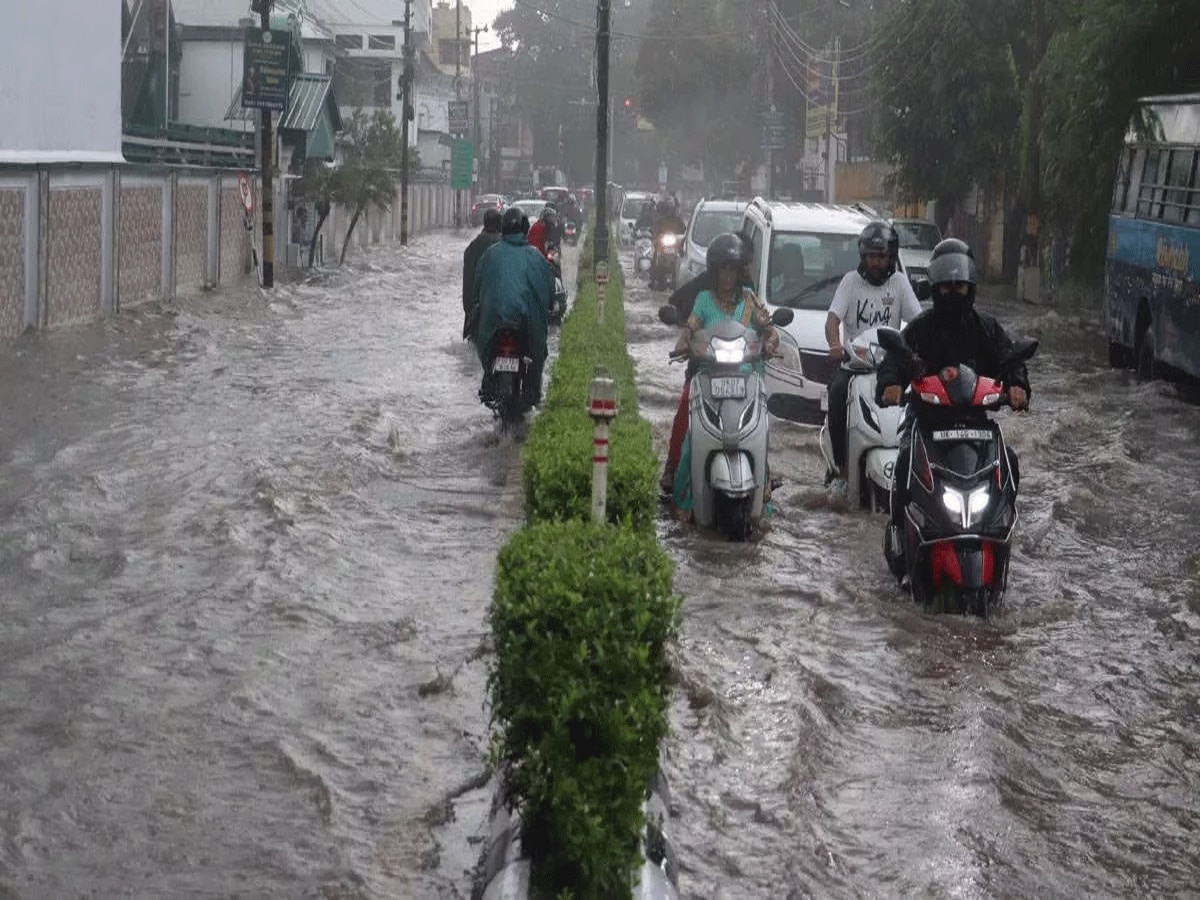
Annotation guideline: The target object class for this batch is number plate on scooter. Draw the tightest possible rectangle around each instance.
[932,428,991,441]
[710,376,746,399]
[492,356,520,373]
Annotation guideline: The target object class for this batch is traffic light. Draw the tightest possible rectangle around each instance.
[622,96,635,119]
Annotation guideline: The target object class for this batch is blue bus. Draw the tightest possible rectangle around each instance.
[1106,94,1200,378]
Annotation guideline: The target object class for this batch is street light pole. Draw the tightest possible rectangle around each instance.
[472,24,488,192]
[593,0,611,268]
[400,0,414,244]
[253,0,275,288]
[454,0,463,229]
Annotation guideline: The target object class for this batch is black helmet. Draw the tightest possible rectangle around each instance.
[482,208,503,232]
[927,238,979,324]
[540,206,558,225]
[857,221,898,285]
[706,232,749,275]
[501,207,529,236]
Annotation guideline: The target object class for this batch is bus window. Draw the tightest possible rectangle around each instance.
[1162,149,1196,223]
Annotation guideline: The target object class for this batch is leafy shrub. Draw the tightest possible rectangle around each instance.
[489,520,680,898]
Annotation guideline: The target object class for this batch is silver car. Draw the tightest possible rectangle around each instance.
[676,199,749,284]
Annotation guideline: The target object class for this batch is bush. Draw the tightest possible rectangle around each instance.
[488,520,680,898]
[522,239,659,531]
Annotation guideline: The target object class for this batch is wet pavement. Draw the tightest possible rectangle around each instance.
[3,231,1199,898]
[0,232,560,897]
[622,258,1200,897]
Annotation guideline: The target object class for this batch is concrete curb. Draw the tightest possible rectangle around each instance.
[476,772,679,900]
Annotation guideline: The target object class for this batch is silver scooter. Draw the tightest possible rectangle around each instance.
[661,304,794,540]
[818,327,903,511]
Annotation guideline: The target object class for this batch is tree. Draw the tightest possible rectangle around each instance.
[291,159,336,269]
[1039,0,1200,271]
[336,108,406,265]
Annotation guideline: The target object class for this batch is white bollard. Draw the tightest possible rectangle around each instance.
[588,369,619,523]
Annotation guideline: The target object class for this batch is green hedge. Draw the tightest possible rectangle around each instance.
[488,520,680,899]
[522,241,659,532]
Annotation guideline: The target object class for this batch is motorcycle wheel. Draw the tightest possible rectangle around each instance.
[715,494,753,542]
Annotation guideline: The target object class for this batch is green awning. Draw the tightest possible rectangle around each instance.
[280,74,338,132]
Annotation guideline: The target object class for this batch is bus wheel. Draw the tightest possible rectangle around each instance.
[1135,327,1158,380]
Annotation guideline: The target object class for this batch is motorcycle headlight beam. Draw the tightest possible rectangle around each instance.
[711,336,747,364]
[941,485,991,528]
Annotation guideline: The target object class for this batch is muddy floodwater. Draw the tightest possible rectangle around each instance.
[2,230,1198,898]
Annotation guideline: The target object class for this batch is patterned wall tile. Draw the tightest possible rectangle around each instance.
[175,184,208,288]
[220,187,251,281]
[0,190,25,339]
[119,185,162,307]
[46,188,102,327]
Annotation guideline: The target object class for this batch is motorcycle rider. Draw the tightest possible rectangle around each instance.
[824,221,923,491]
[462,208,503,340]
[661,233,755,493]
[668,233,780,512]
[474,207,555,405]
[877,238,1031,548]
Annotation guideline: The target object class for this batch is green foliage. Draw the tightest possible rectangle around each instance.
[522,240,658,531]
[1040,0,1200,269]
[333,108,408,263]
[488,519,679,898]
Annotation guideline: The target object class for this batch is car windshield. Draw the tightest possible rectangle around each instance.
[620,197,648,219]
[513,201,546,217]
[894,221,942,250]
[766,231,860,310]
[542,188,570,203]
[690,209,746,247]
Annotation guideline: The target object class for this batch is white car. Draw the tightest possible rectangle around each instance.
[891,217,943,289]
[676,199,749,285]
[740,197,876,424]
[618,191,652,247]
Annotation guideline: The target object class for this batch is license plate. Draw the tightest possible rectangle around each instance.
[932,428,991,441]
[710,376,746,399]
[492,356,520,373]
[819,389,829,412]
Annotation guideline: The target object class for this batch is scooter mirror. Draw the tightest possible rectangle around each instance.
[658,304,679,326]
[1004,338,1039,366]
[770,308,794,327]
[876,327,908,355]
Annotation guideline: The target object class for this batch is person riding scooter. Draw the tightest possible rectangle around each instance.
[877,238,1031,559]
[824,220,923,494]
[474,208,556,406]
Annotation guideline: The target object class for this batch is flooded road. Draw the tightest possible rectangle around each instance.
[3,228,1198,898]
[623,259,1200,897]
[0,233,553,897]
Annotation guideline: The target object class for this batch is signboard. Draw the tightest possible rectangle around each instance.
[242,28,292,112]
[237,173,254,214]
[761,109,788,150]
[451,140,474,190]
[448,100,470,135]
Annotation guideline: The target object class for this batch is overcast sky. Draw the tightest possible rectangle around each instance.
[465,0,512,50]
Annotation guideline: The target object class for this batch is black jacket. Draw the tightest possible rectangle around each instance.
[877,308,1032,401]
[463,230,502,313]
[668,270,713,321]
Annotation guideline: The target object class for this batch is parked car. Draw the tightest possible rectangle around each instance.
[890,217,943,289]
[675,198,749,285]
[470,193,506,227]
[740,197,875,424]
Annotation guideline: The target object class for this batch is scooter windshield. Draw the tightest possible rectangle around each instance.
[923,427,999,480]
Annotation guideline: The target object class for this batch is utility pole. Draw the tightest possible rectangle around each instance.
[593,0,611,268]
[454,0,464,229]
[825,35,839,204]
[472,24,488,192]
[400,0,414,244]
[254,0,275,288]
[766,1,776,200]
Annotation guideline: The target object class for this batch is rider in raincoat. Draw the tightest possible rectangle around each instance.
[474,207,555,403]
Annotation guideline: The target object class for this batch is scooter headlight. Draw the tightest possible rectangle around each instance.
[710,336,747,364]
[660,233,678,248]
[941,485,991,528]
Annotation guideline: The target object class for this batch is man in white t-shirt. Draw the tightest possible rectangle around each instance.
[823,221,923,482]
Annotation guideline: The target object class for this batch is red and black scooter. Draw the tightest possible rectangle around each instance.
[877,328,1038,618]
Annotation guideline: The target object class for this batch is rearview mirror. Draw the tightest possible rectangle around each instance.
[913,279,932,302]
[658,304,679,326]
[771,308,794,327]
[1003,337,1039,367]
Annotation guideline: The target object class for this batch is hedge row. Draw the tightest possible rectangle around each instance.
[487,227,680,898]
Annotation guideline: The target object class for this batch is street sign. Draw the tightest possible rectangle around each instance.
[237,173,254,214]
[761,109,788,151]
[806,105,834,139]
[451,140,474,190]
[448,100,470,135]
[242,28,292,112]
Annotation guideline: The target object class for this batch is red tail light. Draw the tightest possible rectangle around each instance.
[497,332,520,356]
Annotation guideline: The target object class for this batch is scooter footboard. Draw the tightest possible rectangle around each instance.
[708,450,756,496]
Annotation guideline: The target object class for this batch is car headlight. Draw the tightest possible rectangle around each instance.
[711,336,747,364]
[941,485,990,528]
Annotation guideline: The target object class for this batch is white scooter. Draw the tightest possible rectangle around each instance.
[818,327,903,511]
[634,228,654,281]
[660,304,794,540]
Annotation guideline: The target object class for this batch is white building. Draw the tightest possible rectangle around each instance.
[0,1,123,162]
